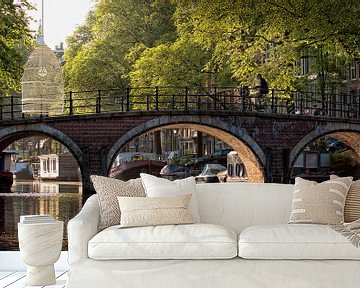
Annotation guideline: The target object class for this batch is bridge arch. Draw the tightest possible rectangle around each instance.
[289,122,360,177]
[108,115,266,182]
[0,123,85,183]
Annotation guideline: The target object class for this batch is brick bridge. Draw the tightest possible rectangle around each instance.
[1,109,360,193]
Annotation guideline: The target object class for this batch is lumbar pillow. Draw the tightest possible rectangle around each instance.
[289,177,352,225]
[90,175,145,229]
[117,194,193,228]
[330,175,360,223]
[140,173,200,222]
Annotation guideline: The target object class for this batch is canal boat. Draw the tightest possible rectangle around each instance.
[109,152,166,181]
[0,171,13,193]
[11,159,34,180]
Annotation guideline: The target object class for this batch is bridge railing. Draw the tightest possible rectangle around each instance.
[1,87,359,120]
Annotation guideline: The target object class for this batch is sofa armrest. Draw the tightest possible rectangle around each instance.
[67,194,100,264]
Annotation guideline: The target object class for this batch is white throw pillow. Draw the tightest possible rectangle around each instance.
[140,173,200,222]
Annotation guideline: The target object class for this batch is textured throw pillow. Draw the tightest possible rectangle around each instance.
[90,175,146,229]
[117,194,194,228]
[344,180,360,222]
[140,173,200,222]
[330,175,360,223]
[289,177,352,225]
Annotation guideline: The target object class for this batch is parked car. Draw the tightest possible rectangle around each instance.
[211,148,233,158]
[195,163,226,183]
[209,148,233,166]
[326,139,348,153]
[160,164,191,180]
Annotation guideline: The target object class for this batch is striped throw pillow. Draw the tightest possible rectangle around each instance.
[344,180,360,222]
[330,175,360,223]
[289,177,353,225]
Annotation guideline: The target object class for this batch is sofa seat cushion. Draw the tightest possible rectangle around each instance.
[238,224,360,260]
[88,223,237,260]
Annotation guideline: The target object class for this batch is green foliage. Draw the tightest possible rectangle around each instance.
[64,0,177,92]
[65,38,128,91]
[129,39,210,87]
[174,0,360,89]
[330,150,358,168]
[63,0,360,92]
[0,0,34,94]
[65,11,96,62]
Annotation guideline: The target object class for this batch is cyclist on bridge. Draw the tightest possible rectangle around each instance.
[253,74,269,111]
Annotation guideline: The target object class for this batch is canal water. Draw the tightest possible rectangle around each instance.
[0,180,83,251]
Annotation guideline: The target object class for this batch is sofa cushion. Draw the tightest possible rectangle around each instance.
[238,224,360,259]
[289,177,352,225]
[90,176,146,229]
[88,223,237,260]
[140,173,200,222]
[117,194,193,227]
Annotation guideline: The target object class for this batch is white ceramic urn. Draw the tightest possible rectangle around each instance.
[18,221,63,286]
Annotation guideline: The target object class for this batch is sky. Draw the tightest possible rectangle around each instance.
[26,0,94,50]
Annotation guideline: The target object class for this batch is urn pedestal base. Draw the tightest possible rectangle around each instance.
[18,221,63,286]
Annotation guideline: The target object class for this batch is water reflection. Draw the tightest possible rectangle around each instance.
[0,180,83,251]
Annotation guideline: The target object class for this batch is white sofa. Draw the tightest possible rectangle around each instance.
[66,182,360,288]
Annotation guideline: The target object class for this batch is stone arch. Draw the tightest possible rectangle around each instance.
[108,115,266,182]
[0,123,85,184]
[289,122,360,178]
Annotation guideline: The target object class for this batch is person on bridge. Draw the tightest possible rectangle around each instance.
[253,74,269,111]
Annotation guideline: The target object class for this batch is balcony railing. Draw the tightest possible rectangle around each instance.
[0,86,359,120]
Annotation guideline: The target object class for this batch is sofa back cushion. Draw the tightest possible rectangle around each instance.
[195,182,294,234]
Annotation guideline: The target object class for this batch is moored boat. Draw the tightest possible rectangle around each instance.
[0,171,13,193]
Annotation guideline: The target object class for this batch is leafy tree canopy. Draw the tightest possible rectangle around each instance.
[64,0,177,92]
[0,0,34,94]
[64,0,360,92]
[174,0,360,89]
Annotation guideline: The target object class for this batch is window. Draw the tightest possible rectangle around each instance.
[350,61,357,80]
[41,159,48,173]
[51,158,57,173]
[301,56,309,75]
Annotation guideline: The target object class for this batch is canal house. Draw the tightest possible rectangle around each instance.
[38,152,80,181]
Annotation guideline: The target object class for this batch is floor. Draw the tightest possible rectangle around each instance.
[0,271,67,288]
[0,251,69,288]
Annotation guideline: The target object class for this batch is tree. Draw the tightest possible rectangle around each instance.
[64,10,96,63]
[174,0,360,90]
[129,39,211,87]
[65,38,128,92]
[65,0,360,92]
[64,0,177,92]
[0,0,34,94]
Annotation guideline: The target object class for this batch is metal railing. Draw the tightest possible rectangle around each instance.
[0,86,359,120]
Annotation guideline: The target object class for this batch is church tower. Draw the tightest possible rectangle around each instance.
[21,0,64,116]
